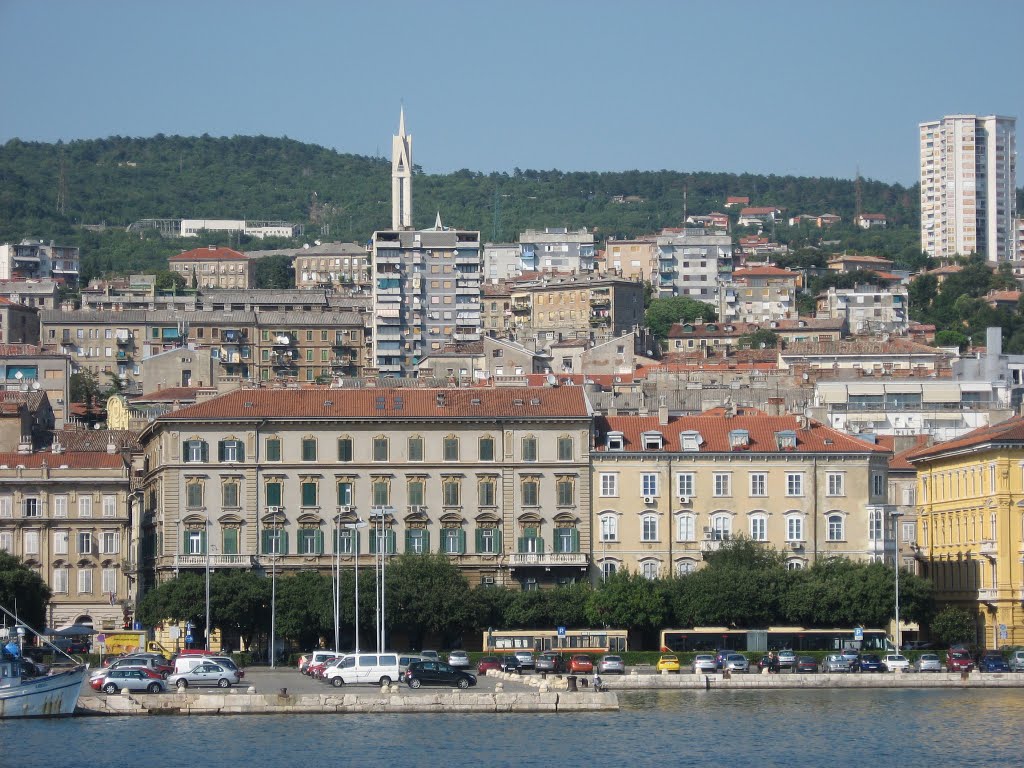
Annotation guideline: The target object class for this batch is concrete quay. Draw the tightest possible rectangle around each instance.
[577,669,1024,690]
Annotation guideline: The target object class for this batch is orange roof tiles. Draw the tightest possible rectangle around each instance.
[906,415,1024,463]
[594,412,888,454]
[155,386,591,422]
[0,452,126,469]
[131,387,204,403]
[169,246,248,262]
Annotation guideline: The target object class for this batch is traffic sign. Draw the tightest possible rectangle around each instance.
[557,626,566,637]
[999,624,1008,639]
[854,627,863,641]
[185,634,194,644]
[168,626,181,640]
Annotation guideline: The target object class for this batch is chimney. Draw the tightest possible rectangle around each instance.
[658,395,669,426]
[986,326,1002,382]
[767,396,785,416]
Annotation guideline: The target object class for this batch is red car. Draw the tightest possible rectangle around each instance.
[568,655,593,674]
[477,656,502,675]
[90,667,162,691]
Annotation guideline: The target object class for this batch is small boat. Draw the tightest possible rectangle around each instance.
[1,606,88,718]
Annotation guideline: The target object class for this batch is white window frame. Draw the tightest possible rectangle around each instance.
[53,566,68,594]
[676,513,695,542]
[676,473,695,497]
[78,568,93,594]
[54,530,69,555]
[641,473,659,497]
[827,472,845,496]
[0,531,13,552]
[710,514,732,540]
[187,530,203,555]
[749,514,768,541]
[786,515,804,542]
[786,473,804,497]
[713,473,731,497]
[868,509,883,541]
[23,497,40,518]
[641,514,658,542]
[749,473,767,497]
[101,531,118,555]
[102,495,117,518]
[677,559,696,575]
[0,495,10,518]
[599,473,618,498]
[78,532,92,554]
[24,529,40,555]
[640,561,659,580]
[53,495,68,518]
[600,514,618,542]
[102,567,117,595]
[79,496,93,518]
[827,514,845,542]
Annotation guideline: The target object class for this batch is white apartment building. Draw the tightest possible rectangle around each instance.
[654,229,733,303]
[519,228,596,273]
[920,115,1017,262]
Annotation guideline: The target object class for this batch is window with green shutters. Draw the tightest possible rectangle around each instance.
[405,529,429,554]
[265,438,281,462]
[554,528,579,553]
[518,527,542,553]
[301,438,317,462]
[556,477,575,506]
[522,436,538,462]
[265,481,282,508]
[522,478,539,507]
[373,437,389,462]
[475,527,501,554]
[183,440,208,463]
[221,481,239,508]
[369,529,396,554]
[443,436,459,462]
[299,529,324,555]
[478,479,496,507]
[301,481,318,507]
[443,479,460,507]
[478,436,495,462]
[335,528,356,554]
[408,436,423,462]
[407,479,425,507]
[557,436,573,461]
[262,529,288,555]
[372,480,389,506]
[337,482,353,506]
[186,481,203,509]
[337,437,353,462]
[443,528,466,555]
[184,529,206,555]
[218,439,245,462]
[222,528,239,555]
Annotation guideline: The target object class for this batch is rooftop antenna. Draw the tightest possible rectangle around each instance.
[854,165,863,221]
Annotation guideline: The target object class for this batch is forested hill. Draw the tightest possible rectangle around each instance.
[2,134,922,246]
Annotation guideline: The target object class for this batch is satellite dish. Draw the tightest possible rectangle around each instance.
[303,243,311,249]
[93,423,101,430]
[32,382,40,390]
[314,240,322,246]
[546,373,558,387]
[13,371,23,380]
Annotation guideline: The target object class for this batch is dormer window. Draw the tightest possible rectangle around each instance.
[775,430,797,451]
[641,431,664,451]
[728,429,750,450]
[606,431,625,451]
[679,430,703,452]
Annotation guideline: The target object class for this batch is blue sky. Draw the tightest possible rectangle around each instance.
[1,0,1020,184]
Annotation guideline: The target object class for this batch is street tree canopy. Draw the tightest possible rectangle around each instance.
[0,552,51,631]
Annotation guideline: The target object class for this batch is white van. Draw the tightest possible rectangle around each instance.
[173,654,215,675]
[325,652,401,688]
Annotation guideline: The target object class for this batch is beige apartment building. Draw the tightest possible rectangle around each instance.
[289,242,370,290]
[591,405,893,578]
[719,265,800,324]
[0,449,136,631]
[168,246,254,289]
[138,386,593,591]
[604,238,658,281]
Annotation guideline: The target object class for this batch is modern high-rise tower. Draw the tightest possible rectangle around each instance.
[919,115,1017,263]
[392,107,413,230]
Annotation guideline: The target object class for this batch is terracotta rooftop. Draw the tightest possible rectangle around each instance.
[131,387,204,403]
[0,451,127,469]
[906,415,1024,463]
[153,386,591,422]
[55,429,141,452]
[739,207,778,216]
[876,435,931,471]
[0,344,44,356]
[594,411,888,454]
[169,246,248,262]
[783,338,943,357]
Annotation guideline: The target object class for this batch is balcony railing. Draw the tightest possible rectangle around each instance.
[508,553,587,567]
[979,539,997,558]
[978,587,999,602]
[173,554,253,568]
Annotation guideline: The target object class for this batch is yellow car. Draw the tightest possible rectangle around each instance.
[656,654,681,673]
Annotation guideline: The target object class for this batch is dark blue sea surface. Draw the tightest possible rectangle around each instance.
[5,688,1022,768]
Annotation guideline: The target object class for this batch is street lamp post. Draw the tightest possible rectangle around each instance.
[370,508,389,653]
[333,515,341,652]
[270,530,279,668]
[345,520,368,653]
[204,511,211,652]
[890,509,905,652]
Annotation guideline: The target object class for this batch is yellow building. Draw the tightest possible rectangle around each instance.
[907,416,1024,648]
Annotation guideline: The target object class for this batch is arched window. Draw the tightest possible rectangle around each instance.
[676,513,695,542]
[710,513,731,540]
[602,561,617,579]
[641,514,658,542]
[786,514,804,542]
[640,561,659,580]
[600,514,617,542]
[786,559,804,571]
[749,513,768,542]
[827,514,844,541]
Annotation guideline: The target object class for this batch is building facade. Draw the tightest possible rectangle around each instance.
[604,238,658,282]
[0,240,80,285]
[654,229,733,302]
[168,246,254,289]
[0,297,39,345]
[719,266,800,324]
[519,228,596,273]
[920,115,1017,263]
[138,387,593,592]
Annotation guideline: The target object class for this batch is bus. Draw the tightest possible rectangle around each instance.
[484,628,628,655]
[659,627,890,654]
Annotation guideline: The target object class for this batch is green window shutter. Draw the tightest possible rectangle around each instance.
[279,531,289,555]
[237,443,245,462]
[302,483,317,506]
[183,531,190,552]
[261,530,270,554]
[182,441,189,461]
[314,530,324,555]
[266,483,281,507]
[386,530,396,554]
[201,442,209,462]
[422,530,430,554]
[494,530,502,553]
[200,530,207,555]
[570,528,579,553]
[218,441,225,462]
[537,537,545,553]
[223,528,238,555]
[517,536,527,553]
[369,531,378,555]
[457,530,466,554]
[553,532,563,553]
[475,529,484,553]
[405,530,414,553]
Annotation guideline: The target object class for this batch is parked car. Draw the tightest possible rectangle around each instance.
[168,661,241,689]
[725,654,749,673]
[1009,650,1024,672]
[567,655,593,674]
[419,650,440,661]
[822,654,850,673]
[882,654,910,672]
[499,655,523,674]
[49,637,90,655]
[97,668,167,694]
[915,653,943,672]
[106,656,173,679]
[979,653,1010,673]
[903,641,934,652]
[446,650,471,669]
[477,656,502,676]
[656,655,681,673]
[794,656,818,674]
[404,660,477,689]
[840,649,861,668]
[301,651,341,675]
[514,651,536,671]
[857,654,885,673]
[536,653,565,674]
[597,655,625,675]
[947,646,974,672]
[692,654,717,674]
[324,653,402,687]
[206,656,244,679]
[776,650,796,669]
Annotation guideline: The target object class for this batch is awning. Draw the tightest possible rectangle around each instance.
[818,387,847,404]
[924,412,963,421]
[885,383,922,394]
[922,384,961,402]
[959,382,992,392]
[847,383,885,395]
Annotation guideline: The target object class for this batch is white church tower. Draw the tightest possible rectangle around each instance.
[391,107,413,230]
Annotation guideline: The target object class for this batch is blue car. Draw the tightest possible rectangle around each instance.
[979,654,1010,673]
[857,654,885,672]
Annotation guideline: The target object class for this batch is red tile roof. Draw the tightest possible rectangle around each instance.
[905,415,1024,463]
[153,386,591,421]
[169,246,248,262]
[739,207,778,216]
[731,266,799,278]
[594,412,888,454]
[0,344,44,356]
[726,196,750,204]
[876,435,930,470]
[56,429,141,452]
[131,387,204,403]
[0,452,126,469]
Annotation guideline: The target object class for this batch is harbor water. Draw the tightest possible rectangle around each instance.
[5,688,1022,767]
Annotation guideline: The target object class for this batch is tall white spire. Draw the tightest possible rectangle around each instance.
[391,107,413,230]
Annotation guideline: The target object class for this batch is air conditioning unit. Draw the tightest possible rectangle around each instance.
[702,526,712,534]
[267,506,280,514]
[338,505,351,514]
[678,496,691,504]
[643,496,656,505]
[789,541,803,550]
[481,575,495,585]
[704,531,713,540]
[409,505,425,514]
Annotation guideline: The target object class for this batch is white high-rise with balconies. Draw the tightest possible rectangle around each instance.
[920,115,1016,263]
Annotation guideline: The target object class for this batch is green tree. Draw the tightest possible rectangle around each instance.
[273,570,332,650]
[154,270,186,292]
[209,571,270,652]
[585,571,666,635]
[737,329,779,349]
[645,297,717,340]
[385,553,473,649]
[0,552,52,631]
[252,254,294,289]
[69,370,103,405]
[928,605,976,646]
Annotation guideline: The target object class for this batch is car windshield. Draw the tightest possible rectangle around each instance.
[695,655,714,661]
[604,656,621,662]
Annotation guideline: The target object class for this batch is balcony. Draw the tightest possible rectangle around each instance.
[173,554,253,568]
[978,587,999,603]
[508,553,587,568]
[330,356,352,368]
[272,352,297,369]
[116,350,130,361]
[271,333,297,347]
[589,315,611,327]
[979,539,997,559]
[115,332,132,345]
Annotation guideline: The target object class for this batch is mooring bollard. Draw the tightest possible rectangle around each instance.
[566,675,578,692]
[278,687,288,697]
[705,675,711,691]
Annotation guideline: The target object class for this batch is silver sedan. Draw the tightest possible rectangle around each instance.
[725,653,750,673]
[597,654,626,674]
[99,668,167,694]
[692,654,717,674]
[168,661,241,689]
[915,653,942,672]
